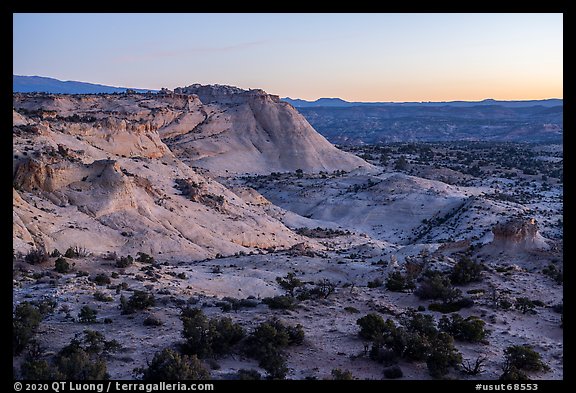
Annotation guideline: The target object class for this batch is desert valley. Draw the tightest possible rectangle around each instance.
[12,85,563,381]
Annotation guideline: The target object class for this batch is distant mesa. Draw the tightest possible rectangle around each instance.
[13,75,155,94]
[281,96,563,108]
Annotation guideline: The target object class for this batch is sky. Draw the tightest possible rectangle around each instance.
[13,13,562,102]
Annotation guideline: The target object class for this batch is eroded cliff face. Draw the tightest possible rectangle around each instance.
[166,84,374,174]
[14,87,373,175]
[15,87,360,258]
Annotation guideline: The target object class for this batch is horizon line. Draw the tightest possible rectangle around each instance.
[13,74,563,103]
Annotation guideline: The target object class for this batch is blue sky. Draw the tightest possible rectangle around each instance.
[13,13,562,102]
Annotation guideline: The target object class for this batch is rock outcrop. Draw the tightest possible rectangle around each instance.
[15,89,345,259]
[167,84,374,174]
[14,87,373,175]
[491,218,549,251]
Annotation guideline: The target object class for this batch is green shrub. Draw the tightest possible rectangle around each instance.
[13,302,43,355]
[138,348,210,380]
[54,257,70,273]
[81,330,121,355]
[55,341,108,380]
[415,273,461,302]
[400,331,430,361]
[20,356,59,380]
[500,366,530,380]
[93,292,113,302]
[143,315,163,327]
[369,344,398,365]
[542,264,563,284]
[356,313,387,341]
[181,308,244,358]
[262,295,297,310]
[428,297,474,313]
[385,271,415,292]
[78,306,97,323]
[136,252,155,264]
[426,333,462,378]
[503,345,549,372]
[399,311,438,339]
[439,314,487,343]
[383,365,403,379]
[64,246,88,258]
[275,272,304,297]
[331,368,354,380]
[515,298,536,314]
[25,248,49,265]
[450,256,483,285]
[21,331,118,380]
[92,273,111,286]
[258,347,288,379]
[244,318,304,379]
[115,255,133,268]
[120,290,155,314]
[367,278,383,288]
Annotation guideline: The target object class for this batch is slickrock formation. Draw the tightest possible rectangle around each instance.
[13,84,368,258]
[167,84,374,174]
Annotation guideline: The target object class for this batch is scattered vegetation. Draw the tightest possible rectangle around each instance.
[426,333,463,379]
[244,318,304,379]
[20,330,119,380]
[450,256,483,285]
[385,271,415,292]
[120,290,156,314]
[143,315,164,327]
[438,314,488,343]
[367,277,383,288]
[115,255,134,268]
[136,252,155,264]
[64,246,88,258]
[500,345,549,380]
[358,311,463,378]
[93,291,113,302]
[25,248,49,265]
[295,227,350,238]
[13,302,43,355]
[461,355,487,375]
[331,368,354,380]
[415,272,461,302]
[542,264,563,285]
[180,308,244,358]
[276,272,304,297]
[514,297,537,314]
[78,306,98,323]
[92,273,111,286]
[137,348,210,380]
[54,257,70,273]
[262,295,297,310]
[383,365,403,379]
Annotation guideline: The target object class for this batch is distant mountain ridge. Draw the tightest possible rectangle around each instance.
[282,96,563,108]
[13,75,156,94]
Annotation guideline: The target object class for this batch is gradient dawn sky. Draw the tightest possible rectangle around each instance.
[13,13,562,102]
